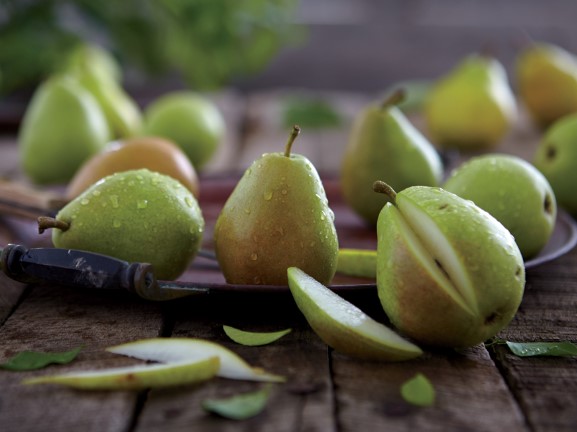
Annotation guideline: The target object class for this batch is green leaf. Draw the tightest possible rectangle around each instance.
[400,373,435,407]
[202,384,273,420]
[282,97,343,130]
[223,325,292,346]
[0,347,82,371]
[506,341,577,357]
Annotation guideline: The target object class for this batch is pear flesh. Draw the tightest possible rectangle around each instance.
[376,184,525,348]
[287,267,422,361]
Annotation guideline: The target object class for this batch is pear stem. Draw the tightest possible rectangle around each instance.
[373,181,397,204]
[380,88,406,110]
[38,216,70,235]
[284,125,301,157]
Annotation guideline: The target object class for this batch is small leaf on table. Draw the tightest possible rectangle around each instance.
[506,341,577,357]
[0,347,82,371]
[400,373,435,407]
[223,325,292,346]
[202,384,273,420]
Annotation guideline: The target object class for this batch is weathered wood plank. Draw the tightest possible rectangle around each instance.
[134,294,336,431]
[490,247,577,432]
[0,285,164,432]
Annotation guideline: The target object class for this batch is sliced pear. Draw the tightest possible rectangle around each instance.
[287,267,423,361]
[374,182,525,348]
[23,357,219,390]
[106,338,285,383]
[336,248,377,278]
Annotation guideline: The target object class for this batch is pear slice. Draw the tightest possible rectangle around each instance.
[336,248,377,278]
[287,267,423,361]
[106,338,285,383]
[23,357,219,390]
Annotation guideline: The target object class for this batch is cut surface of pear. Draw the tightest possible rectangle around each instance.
[336,248,377,279]
[376,184,525,348]
[24,357,219,390]
[107,338,285,383]
[287,267,422,361]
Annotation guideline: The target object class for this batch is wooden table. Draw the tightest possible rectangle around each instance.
[1,90,576,432]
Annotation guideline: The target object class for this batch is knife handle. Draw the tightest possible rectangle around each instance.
[0,244,155,294]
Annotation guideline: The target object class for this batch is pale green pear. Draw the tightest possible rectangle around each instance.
[425,54,517,151]
[214,127,339,286]
[516,42,577,129]
[341,90,443,225]
[444,154,557,259]
[144,92,226,169]
[19,75,110,184]
[63,42,122,84]
[533,112,577,217]
[374,182,525,348]
[288,267,422,361]
[39,169,204,280]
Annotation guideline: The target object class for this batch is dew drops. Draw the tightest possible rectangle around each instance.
[244,208,251,214]
[113,220,122,228]
[92,190,101,197]
[80,198,90,206]
[137,200,148,209]
[110,195,119,208]
[250,253,258,261]
[185,197,194,208]
[264,191,273,201]
[281,189,288,195]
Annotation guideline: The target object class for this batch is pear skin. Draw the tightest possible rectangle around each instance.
[214,127,338,285]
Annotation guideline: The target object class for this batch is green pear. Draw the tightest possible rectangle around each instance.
[533,112,577,217]
[19,75,111,184]
[374,181,525,348]
[214,126,339,285]
[70,65,142,138]
[63,42,122,84]
[144,91,226,169]
[516,42,577,129]
[38,169,204,280]
[287,267,422,361]
[24,357,219,390]
[425,54,517,151]
[444,154,557,259]
[341,89,443,225]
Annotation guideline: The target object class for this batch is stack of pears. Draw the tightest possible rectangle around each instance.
[39,169,204,281]
[19,42,143,184]
[341,89,443,226]
[425,53,517,151]
[214,126,339,286]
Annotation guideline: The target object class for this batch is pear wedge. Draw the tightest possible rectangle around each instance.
[374,182,525,348]
[106,338,285,383]
[23,357,219,390]
[336,248,377,278]
[287,267,423,361]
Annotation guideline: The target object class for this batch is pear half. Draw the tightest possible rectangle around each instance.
[375,182,525,348]
[24,357,219,390]
[287,267,423,361]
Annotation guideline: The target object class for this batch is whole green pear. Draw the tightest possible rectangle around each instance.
[444,154,556,259]
[70,62,142,138]
[516,42,577,129]
[374,181,525,348]
[143,92,226,169]
[39,169,204,280]
[214,126,339,285]
[425,54,517,151]
[341,90,443,226]
[533,112,577,217]
[19,75,111,184]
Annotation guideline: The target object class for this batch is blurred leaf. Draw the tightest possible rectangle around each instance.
[0,347,82,371]
[282,96,343,130]
[202,384,273,420]
[400,373,435,407]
